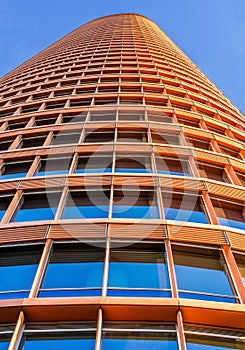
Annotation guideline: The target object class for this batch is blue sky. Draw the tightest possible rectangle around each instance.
[0,0,244,113]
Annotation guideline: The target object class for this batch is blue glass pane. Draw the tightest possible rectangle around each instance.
[179,291,236,303]
[107,289,171,297]
[108,262,170,289]
[187,342,237,350]
[115,168,152,173]
[23,339,95,350]
[14,208,56,222]
[62,206,108,219]
[75,168,112,173]
[175,265,233,296]
[218,217,245,231]
[0,172,26,180]
[37,170,69,176]
[0,291,29,300]
[102,339,178,350]
[0,210,6,221]
[42,262,104,289]
[158,170,190,177]
[112,206,159,219]
[39,289,102,298]
[164,208,208,224]
[0,342,9,350]
[0,264,38,292]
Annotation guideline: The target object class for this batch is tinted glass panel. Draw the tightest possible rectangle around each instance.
[40,244,104,297]
[108,247,170,297]
[173,248,235,302]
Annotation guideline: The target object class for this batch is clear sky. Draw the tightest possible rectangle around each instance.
[0,0,244,114]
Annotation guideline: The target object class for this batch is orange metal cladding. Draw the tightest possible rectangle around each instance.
[0,13,245,349]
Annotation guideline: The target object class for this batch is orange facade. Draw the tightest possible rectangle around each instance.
[0,13,245,349]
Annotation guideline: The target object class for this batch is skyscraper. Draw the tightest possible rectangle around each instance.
[0,13,245,349]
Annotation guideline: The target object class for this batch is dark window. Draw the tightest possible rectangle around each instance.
[35,116,58,126]
[36,157,72,176]
[0,160,32,180]
[162,192,208,224]
[89,112,116,121]
[75,154,112,173]
[62,113,86,123]
[0,195,13,221]
[7,121,27,130]
[62,190,110,219]
[84,130,114,143]
[39,243,104,297]
[52,132,81,145]
[156,157,190,176]
[21,135,47,149]
[212,198,245,230]
[12,192,61,222]
[173,246,236,303]
[115,154,152,173]
[151,132,180,145]
[0,245,42,299]
[188,138,211,150]
[117,131,148,143]
[0,139,13,151]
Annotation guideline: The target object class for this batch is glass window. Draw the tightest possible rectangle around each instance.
[151,132,180,145]
[234,253,245,285]
[12,192,61,222]
[0,139,13,152]
[62,189,110,219]
[162,192,208,224]
[89,112,116,121]
[52,132,81,145]
[0,194,13,221]
[36,157,72,176]
[62,113,86,123]
[20,136,47,149]
[8,120,27,130]
[34,116,58,126]
[19,323,96,350]
[102,323,178,350]
[173,246,236,303]
[156,156,190,176]
[0,245,42,299]
[84,130,114,143]
[112,189,159,219]
[185,326,245,349]
[75,154,112,173]
[212,198,245,230]
[148,112,172,124]
[117,131,148,143]
[39,243,104,297]
[115,154,152,173]
[0,325,14,350]
[118,111,145,121]
[108,243,171,297]
[198,162,229,183]
[0,160,32,180]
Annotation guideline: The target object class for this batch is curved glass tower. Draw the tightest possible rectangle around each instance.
[0,14,244,350]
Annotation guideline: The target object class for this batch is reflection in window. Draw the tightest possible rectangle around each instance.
[62,189,110,219]
[115,154,152,173]
[75,154,112,173]
[156,156,190,176]
[40,243,104,297]
[108,244,171,297]
[0,160,32,180]
[173,246,236,303]
[185,326,245,349]
[151,132,180,145]
[112,189,159,219]
[234,253,245,285]
[12,192,61,222]
[0,325,14,350]
[117,131,148,143]
[212,198,245,230]
[19,323,96,350]
[162,192,208,224]
[198,162,229,183]
[36,157,72,176]
[101,323,178,350]
[0,245,42,299]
